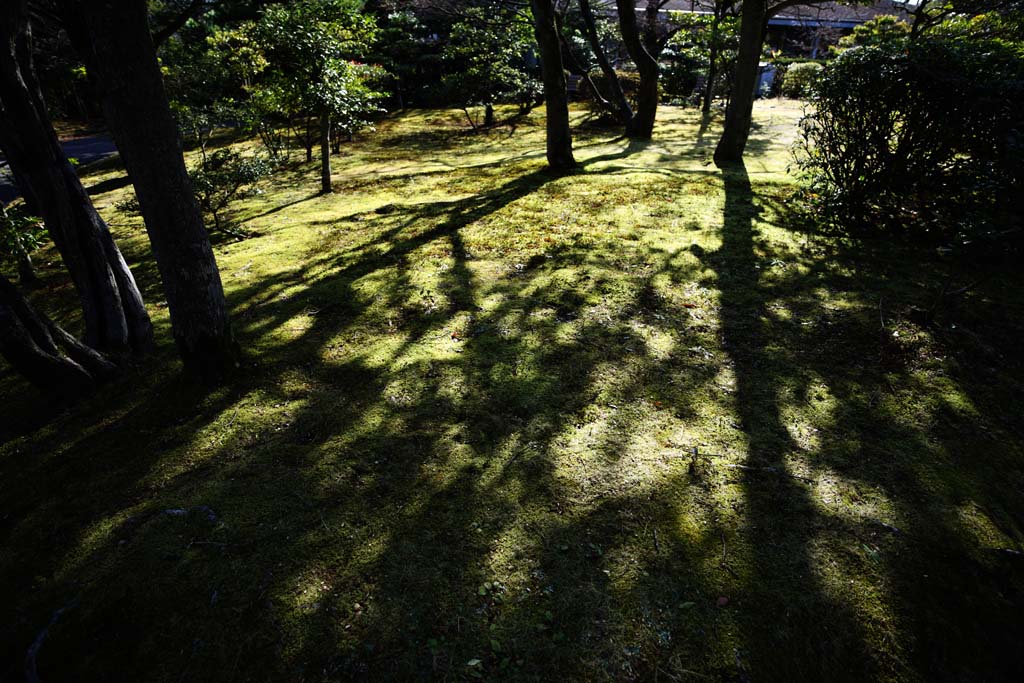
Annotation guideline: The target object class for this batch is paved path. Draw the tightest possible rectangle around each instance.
[0,134,118,204]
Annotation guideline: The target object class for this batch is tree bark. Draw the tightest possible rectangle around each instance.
[0,0,152,355]
[63,0,238,383]
[579,0,633,124]
[615,0,660,140]
[320,111,332,194]
[0,272,114,403]
[714,0,766,165]
[529,0,576,171]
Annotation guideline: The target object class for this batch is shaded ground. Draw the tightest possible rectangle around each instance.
[1,101,1023,682]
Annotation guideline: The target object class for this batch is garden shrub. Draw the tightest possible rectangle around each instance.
[189,150,272,236]
[661,47,703,102]
[797,37,1024,250]
[581,70,642,108]
[780,62,823,98]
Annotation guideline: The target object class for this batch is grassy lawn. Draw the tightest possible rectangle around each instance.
[2,100,1023,681]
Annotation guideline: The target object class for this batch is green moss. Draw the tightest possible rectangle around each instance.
[2,101,1023,681]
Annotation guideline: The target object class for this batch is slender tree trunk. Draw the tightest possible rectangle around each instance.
[714,0,766,165]
[579,0,633,124]
[64,0,238,383]
[615,0,660,140]
[702,13,723,115]
[16,250,38,287]
[529,0,576,171]
[0,0,152,355]
[0,272,114,403]
[320,111,332,194]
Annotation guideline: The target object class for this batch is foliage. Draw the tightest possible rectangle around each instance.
[188,149,272,236]
[660,44,704,102]
[0,204,46,272]
[371,10,442,108]
[664,11,740,103]
[439,7,540,126]
[582,70,642,108]
[833,15,911,53]
[797,36,1024,248]
[780,62,823,98]
[251,0,382,125]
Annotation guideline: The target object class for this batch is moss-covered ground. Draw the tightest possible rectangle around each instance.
[2,100,1023,681]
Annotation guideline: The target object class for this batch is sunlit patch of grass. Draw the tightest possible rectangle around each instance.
[2,99,1023,682]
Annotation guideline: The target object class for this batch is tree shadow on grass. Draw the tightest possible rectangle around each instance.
[4,140,1024,683]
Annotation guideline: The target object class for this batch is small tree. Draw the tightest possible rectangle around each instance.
[0,204,46,286]
[189,150,271,237]
[440,7,539,128]
[252,0,381,194]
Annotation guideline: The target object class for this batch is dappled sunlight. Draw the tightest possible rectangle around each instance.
[3,100,1023,681]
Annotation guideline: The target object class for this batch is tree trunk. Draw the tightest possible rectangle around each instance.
[63,0,238,383]
[0,0,152,355]
[484,103,495,127]
[0,272,114,403]
[702,13,723,115]
[615,0,659,140]
[16,250,38,287]
[714,0,766,166]
[320,111,332,194]
[579,0,633,124]
[529,0,576,171]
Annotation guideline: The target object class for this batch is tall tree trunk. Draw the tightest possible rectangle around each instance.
[63,0,238,383]
[320,111,332,194]
[579,0,633,124]
[529,0,576,171]
[0,0,152,355]
[714,0,766,166]
[615,0,660,140]
[0,272,114,403]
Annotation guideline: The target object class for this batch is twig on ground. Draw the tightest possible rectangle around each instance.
[25,598,78,683]
[719,529,739,578]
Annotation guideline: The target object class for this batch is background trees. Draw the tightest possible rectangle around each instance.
[251,0,381,193]
[440,7,540,128]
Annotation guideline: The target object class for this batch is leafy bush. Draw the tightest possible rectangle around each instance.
[581,70,642,108]
[661,46,703,102]
[0,204,46,285]
[780,62,822,98]
[833,15,910,53]
[189,150,272,236]
[797,37,1024,249]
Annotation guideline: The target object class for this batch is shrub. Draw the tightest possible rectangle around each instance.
[661,46,703,101]
[0,204,46,285]
[189,150,272,236]
[780,62,822,98]
[581,70,642,108]
[797,37,1024,249]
